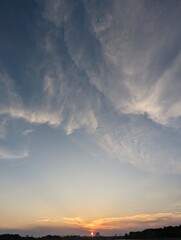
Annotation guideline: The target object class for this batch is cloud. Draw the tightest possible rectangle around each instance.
[1,107,61,127]
[63,217,85,226]
[23,212,181,236]
[90,96,181,173]
[92,1,180,125]
[0,148,29,160]
[0,71,20,109]
[86,212,181,230]
[23,129,34,136]
[42,0,77,27]
[83,0,181,127]
[42,212,181,231]
[35,217,59,224]
[172,202,181,207]
[62,212,181,233]
[0,118,7,139]
[82,0,181,172]
[0,212,181,236]
[122,52,181,126]
[1,0,181,173]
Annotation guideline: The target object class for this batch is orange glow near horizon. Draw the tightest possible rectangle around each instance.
[2,212,180,236]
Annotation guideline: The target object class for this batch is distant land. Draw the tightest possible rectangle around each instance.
[0,225,181,239]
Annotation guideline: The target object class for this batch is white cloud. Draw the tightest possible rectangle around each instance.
[83,0,181,127]
[0,148,29,160]
[44,74,55,97]
[94,110,181,174]
[19,1,181,174]
[122,52,181,126]
[0,107,62,127]
[65,110,98,135]
[23,129,34,135]
[1,0,181,174]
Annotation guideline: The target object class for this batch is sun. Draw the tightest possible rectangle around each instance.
[90,232,94,237]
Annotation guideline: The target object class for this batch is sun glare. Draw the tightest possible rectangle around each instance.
[90,232,94,237]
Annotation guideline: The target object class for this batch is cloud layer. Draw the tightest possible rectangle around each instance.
[0,0,181,173]
[1,212,181,236]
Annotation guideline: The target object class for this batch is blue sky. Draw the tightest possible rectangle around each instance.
[0,0,181,236]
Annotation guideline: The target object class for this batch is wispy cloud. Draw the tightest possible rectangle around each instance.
[84,0,181,127]
[36,212,181,232]
[64,212,181,233]
[85,212,181,230]
[35,217,60,224]
[1,212,181,236]
[0,148,29,160]
[1,0,181,173]
[64,217,85,226]
[122,52,181,126]
[0,118,7,139]
[1,107,62,127]
[23,129,34,135]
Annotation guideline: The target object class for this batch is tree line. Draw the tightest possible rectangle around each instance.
[0,225,181,239]
[124,225,181,238]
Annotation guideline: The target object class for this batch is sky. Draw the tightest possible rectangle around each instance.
[0,0,181,237]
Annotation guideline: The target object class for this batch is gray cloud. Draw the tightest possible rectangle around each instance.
[0,118,7,139]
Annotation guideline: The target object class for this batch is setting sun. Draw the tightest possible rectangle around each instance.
[90,232,94,237]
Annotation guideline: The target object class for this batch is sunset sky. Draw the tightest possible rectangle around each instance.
[0,0,181,237]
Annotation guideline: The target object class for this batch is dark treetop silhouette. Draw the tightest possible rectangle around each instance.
[0,225,181,239]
